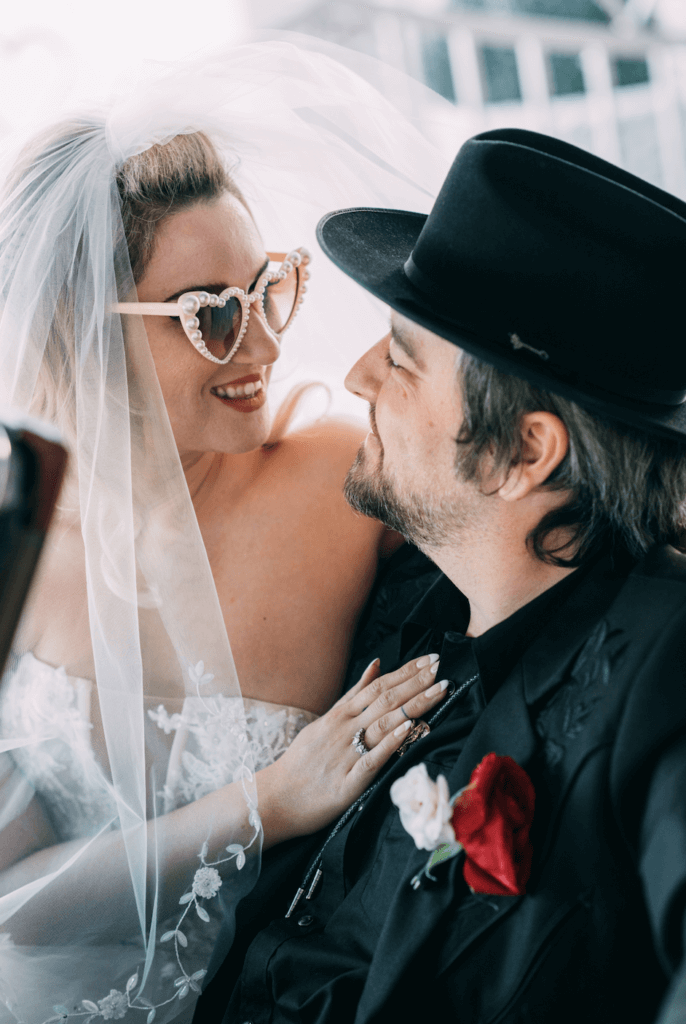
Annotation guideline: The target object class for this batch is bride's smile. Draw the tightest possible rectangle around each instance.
[210,374,265,405]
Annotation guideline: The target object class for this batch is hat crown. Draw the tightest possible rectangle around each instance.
[404,128,686,406]
[317,127,686,438]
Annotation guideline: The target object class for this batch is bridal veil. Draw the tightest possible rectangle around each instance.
[0,38,447,1023]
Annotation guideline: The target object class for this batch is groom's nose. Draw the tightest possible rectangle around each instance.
[344,335,389,403]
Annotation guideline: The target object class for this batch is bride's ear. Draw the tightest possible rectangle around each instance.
[497,412,569,503]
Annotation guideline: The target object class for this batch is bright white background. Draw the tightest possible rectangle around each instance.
[0,0,251,134]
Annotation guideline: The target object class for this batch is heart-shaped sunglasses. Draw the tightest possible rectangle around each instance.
[115,248,310,365]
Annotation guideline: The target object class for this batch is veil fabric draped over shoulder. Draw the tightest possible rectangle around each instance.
[0,39,448,1024]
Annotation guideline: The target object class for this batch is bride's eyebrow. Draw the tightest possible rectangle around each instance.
[163,258,270,304]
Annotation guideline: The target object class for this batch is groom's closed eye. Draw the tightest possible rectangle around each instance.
[390,322,424,371]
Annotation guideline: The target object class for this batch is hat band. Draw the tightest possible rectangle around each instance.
[403,255,686,408]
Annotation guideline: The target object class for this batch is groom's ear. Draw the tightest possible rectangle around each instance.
[497,412,569,503]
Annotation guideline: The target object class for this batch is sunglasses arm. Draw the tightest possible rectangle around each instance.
[113,302,180,316]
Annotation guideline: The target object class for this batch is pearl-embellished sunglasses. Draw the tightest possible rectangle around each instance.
[115,248,310,365]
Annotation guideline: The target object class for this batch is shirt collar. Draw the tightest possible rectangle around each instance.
[401,545,635,703]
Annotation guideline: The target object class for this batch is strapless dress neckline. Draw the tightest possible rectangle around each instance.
[0,651,318,839]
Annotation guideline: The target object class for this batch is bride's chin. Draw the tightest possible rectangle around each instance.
[213,407,273,455]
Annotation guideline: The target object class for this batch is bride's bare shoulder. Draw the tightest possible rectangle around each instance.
[271,417,367,472]
[267,419,404,556]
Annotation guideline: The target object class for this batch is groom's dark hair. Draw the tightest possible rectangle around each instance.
[455,352,686,566]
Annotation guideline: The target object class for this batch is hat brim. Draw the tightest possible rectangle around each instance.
[317,206,686,443]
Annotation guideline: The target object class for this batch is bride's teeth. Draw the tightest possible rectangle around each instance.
[214,380,263,399]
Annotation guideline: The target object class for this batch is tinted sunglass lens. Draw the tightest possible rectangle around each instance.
[197,297,242,359]
[263,267,298,334]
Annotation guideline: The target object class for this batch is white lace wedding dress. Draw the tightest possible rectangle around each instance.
[0,652,318,1023]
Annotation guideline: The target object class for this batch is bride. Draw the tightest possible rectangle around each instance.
[0,39,447,1024]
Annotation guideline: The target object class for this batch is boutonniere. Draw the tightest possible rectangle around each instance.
[390,753,535,896]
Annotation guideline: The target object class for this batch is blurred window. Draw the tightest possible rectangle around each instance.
[421,32,457,102]
[452,0,609,23]
[549,52,585,95]
[613,56,650,87]
[481,45,522,102]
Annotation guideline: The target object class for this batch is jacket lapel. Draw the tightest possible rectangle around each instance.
[446,666,537,792]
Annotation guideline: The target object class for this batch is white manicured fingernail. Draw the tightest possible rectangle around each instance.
[394,720,412,736]
[416,653,439,669]
[425,679,450,698]
[430,662,439,675]
[365,658,380,674]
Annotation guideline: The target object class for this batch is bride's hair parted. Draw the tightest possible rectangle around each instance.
[115,131,247,283]
[6,120,308,451]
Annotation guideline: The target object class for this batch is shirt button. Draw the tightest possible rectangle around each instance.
[297,915,314,927]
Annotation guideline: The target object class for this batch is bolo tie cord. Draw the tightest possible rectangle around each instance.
[285,672,480,918]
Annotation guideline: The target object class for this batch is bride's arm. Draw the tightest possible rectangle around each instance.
[0,654,446,943]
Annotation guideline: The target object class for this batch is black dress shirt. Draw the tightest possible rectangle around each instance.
[197,544,636,1024]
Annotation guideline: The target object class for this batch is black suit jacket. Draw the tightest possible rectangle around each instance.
[354,545,686,1024]
[199,545,686,1023]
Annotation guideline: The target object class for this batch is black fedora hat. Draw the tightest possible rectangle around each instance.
[316,128,686,441]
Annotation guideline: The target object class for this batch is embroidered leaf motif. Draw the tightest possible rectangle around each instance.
[126,972,139,992]
[147,1010,156,1023]
[82,1001,99,1013]
[178,892,193,904]
[196,905,210,923]
[249,809,261,829]
[178,985,190,1000]
[535,619,627,771]
[160,930,176,943]
[191,970,207,981]
[176,930,188,948]
[236,851,246,870]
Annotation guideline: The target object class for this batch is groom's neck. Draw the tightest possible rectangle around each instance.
[423,526,578,637]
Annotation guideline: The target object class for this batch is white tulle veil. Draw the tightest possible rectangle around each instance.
[0,37,449,1024]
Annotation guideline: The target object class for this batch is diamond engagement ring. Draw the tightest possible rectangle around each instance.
[352,728,370,756]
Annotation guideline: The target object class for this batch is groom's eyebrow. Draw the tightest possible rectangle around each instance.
[390,321,425,371]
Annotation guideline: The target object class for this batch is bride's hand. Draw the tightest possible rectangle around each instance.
[256,654,447,846]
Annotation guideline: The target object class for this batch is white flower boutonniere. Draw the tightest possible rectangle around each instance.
[389,763,456,851]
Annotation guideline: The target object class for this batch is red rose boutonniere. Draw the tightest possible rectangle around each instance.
[390,753,535,896]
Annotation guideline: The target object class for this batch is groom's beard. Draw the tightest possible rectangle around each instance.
[343,409,474,550]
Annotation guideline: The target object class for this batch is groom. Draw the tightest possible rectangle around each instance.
[196,129,686,1023]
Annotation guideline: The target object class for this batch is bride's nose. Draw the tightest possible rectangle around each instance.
[233,306,281,366]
